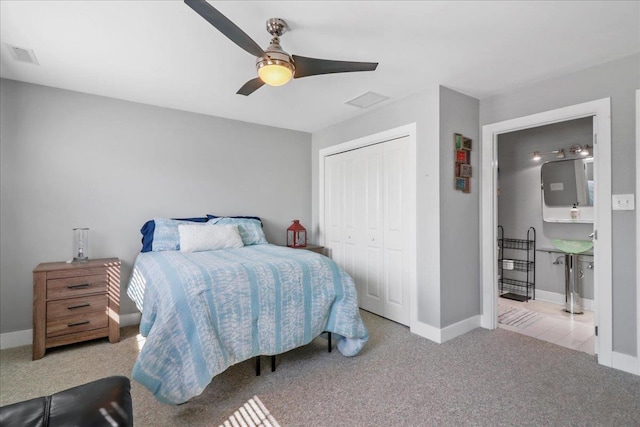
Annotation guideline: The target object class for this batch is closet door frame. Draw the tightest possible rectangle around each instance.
[319,123,417,329]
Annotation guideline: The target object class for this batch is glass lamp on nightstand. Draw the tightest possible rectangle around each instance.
[287,220,307,248]
[73,228,89,262]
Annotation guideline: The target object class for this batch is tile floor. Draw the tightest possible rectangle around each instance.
[497,296,595,355]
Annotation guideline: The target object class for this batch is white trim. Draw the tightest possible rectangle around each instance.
[612,351,640,376]
[409,315,481,344]
[0,329,32,350]
[534,289,565,306]
[0,312,141,350]
[636,89,640,376]
[481,98,613,368]
[410,320,443,343]
[121,312,142,327]
[318,123,418,333]
[440,315,482,343]
[535,289,594,312]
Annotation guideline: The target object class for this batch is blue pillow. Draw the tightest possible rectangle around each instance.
[140,217,208,252]
[207,216,268,245]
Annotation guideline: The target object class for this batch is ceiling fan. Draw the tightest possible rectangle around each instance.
[184,0,379,96]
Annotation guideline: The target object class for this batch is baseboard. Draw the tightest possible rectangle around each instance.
[410,320,443,343]
[535,289,594,311]
[121,312,142,328]
[440,315,481,343]
[0,312,141,350]
[534,289,564,305]
[611,351,639,376]
[411,315,481,344]
[0,329,32,350]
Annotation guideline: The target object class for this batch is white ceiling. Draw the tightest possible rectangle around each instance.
[1,1,638,133]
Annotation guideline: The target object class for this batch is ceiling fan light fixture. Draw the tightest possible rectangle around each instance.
[184,2,379,96]
[257,60,294,86]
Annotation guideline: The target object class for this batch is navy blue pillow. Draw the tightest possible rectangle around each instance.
[140,216,209,252]
[206,214,263,227]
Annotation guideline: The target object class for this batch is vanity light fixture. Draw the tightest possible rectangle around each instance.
[569,145,582,155]
[530,144,591,161]
[569,144,591,155]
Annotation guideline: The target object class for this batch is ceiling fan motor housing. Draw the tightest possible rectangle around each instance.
[256,23,295,85]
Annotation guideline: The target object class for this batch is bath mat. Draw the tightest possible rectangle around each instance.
[219,396,280,427]
[498,306,543,329]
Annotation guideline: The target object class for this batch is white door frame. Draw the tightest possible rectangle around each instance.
[636,89,640,375]
[318,123,417,330]
[480,98,613,366]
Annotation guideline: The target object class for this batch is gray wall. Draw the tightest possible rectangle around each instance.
[497,119,594,299]
[439,87,481,326]
[312,85,482,329]
[0,78,311,334]
[481,53,639,356]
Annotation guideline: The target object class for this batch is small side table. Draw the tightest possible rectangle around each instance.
[33,258,121,360]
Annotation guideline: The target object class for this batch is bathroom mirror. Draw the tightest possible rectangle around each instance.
[541,158,594,223]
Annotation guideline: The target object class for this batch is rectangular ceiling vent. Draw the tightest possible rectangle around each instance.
[345,91,389,109]
[5,44,39,65]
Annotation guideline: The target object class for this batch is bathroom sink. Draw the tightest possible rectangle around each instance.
[551,239,593,254]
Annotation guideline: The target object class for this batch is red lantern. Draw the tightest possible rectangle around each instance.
[287,220,307,248]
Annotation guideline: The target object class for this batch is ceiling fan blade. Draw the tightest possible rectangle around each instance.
[292,55,378,79]
[237,77,265,96]
[184,0,265,58]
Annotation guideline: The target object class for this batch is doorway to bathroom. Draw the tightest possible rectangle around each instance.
[480,98,613,367]
[495,118,595,355]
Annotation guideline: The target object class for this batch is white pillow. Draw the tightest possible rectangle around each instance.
[178,224,244,252]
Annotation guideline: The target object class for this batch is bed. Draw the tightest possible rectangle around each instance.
[126,217,368,404]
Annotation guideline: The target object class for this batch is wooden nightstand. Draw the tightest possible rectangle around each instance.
[32,257,121,360]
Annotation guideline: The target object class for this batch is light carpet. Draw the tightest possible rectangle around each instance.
[2,310,640,426]
[219,396,280,427]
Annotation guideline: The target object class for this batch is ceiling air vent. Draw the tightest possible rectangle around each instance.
[5,44,39,65]
[345,91,389,109]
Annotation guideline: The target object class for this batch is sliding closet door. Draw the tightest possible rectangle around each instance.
[381,137,410,325]
[325,149,360,283]
[358,144,384,315]
[324,137,410,325]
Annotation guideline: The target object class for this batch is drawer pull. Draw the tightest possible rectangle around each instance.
[67,303,91,310]
[67,283,90,289]
[68,320,90,327]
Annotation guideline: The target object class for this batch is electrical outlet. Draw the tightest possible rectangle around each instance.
[612,194,635,210]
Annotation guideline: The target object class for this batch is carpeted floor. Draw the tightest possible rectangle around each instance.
[1,310,639,426]
[220,395,280,427]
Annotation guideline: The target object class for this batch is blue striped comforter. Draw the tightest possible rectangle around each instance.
[126,244,368,404]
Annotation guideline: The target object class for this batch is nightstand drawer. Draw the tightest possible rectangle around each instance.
[46,274,107,299]
[47,294,108,320]
[46,310,108,338]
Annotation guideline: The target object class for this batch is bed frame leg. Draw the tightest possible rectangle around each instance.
[328,332,332,353]
[271,355,276,372]
[255,356,261,376]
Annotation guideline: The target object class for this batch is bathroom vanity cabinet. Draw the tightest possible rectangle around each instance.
[498,226,536,301]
